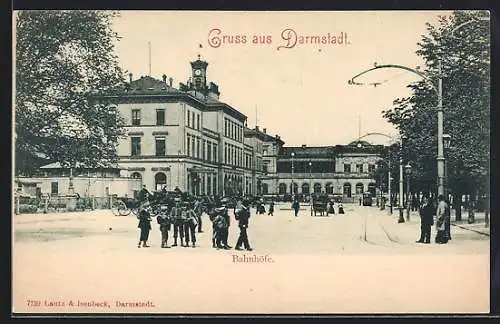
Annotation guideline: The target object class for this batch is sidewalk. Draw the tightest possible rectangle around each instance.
[376,208,490,239]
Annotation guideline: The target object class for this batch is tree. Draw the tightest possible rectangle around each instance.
[381,10,490,218]
[15,10,126,175]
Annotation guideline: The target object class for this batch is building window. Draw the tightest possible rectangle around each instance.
[213,144,217,162]
[131,109,141,126]
[155,172,167,191]
[191,137,195,157]
[156,109,165,125]
[279,183,287,195]
[356,183,364,194]
[131,137,141,156]
[196,138,200,158]
[207,142,212,161]
[187,135,191,156]
[202,140,206,160]
[343,183,352,198]
[343,163,351,173]
[155,137,166,156]
[224,144,228,164]
[51,182,58,195]
[191,111,195,128]
[187,110,190,127]
[197,114,200,130]
[356,164,364,174]
[368,164,376,173]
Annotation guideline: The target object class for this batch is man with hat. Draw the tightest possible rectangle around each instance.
[219,197,232,249]
[234,198,252,251]
[170,198,185,247]
[156,202,171,248]
[183,201,198,248]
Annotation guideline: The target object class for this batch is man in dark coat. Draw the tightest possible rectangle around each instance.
[157,205,171,248]
[235,200,252,251]
[416,196,434,244]
[137,207,152,248]
[138,185,152,205]
[292,199,300,217]
[183,202,198,248]
[170,199,185,247]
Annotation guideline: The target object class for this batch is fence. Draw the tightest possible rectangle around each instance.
[13,194,117,214]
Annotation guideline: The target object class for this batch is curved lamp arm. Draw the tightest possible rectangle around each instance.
[348,63,438,95]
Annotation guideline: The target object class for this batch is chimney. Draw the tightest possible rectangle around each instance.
[162,74,167,83]
[263,128,267,134]
[169,77,173,87]
[129,73,133,83]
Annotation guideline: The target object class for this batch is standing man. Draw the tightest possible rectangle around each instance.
[170,198,185,247]
[292,198,300,217]
[235,199,252,251]
[138,185,152,206]
[220,198,232,249]
[268,200,275,216]
[194,198,203,233]
[157,205,171,248]
[435,195,449,244]
[184,202,198,248]
[416,195,433,244]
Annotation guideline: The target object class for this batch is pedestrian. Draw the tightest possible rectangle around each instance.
[170,199,185,247]
[359,196,362,206]
[416,195,433,244]
[213,204,229,249]
[184,202,198,248]
[292,198,300,217]
[435,195,449,244]
[445,198,452,240]
[157,206,171,248]
[220,199,232,249]
[194,198,204,233]
[268,200,274,216]
[338,202,345,214]
[137,207,152,248]
[235,200,253,251]
[138,185,152,207]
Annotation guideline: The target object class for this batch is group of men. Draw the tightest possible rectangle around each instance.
[135,185,253,251]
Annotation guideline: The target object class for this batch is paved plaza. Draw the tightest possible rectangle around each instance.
[13,204,490,314]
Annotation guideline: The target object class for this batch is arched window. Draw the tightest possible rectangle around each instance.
[302,183,310,195]
[356,183,364,195]
[155,172,167,191]
[343,183,352,198]
[279,183,287,195]
[290,182,299,194]
[325,182,333,194]
[314,183,322,194]
[130,172,143,198]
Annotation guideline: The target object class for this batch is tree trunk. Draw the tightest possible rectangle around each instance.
[453,192,462,221]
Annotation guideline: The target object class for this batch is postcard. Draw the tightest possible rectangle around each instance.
[12,10,491,315]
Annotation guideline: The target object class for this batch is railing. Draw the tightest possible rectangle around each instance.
[14,194,115,214]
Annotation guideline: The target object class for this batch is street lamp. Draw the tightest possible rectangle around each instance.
[405,163,412,222]
[309,161,312,215]
[291,152,295,197]
[348,62,445,200]
[398,137,405,223]
[442,134,451,200]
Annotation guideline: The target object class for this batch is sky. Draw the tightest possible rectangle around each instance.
[111,11,453,147]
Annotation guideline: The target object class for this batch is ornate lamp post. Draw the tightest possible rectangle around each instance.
[405,163,412,222]
[348,62,445,201]
[442,134,451,201]
[309,161,312,215]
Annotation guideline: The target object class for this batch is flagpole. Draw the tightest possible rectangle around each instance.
[148,41,151,76]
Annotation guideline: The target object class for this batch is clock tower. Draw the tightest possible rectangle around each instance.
[190,55,208,92]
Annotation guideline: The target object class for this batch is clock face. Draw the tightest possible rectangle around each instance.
[194,69,202,76]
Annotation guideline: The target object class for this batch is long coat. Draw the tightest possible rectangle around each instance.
[435,201,448,231]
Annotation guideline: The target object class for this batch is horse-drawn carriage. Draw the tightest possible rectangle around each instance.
[311,194,329,216]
